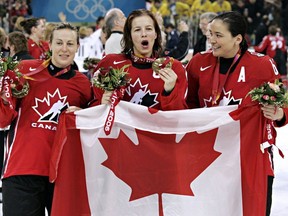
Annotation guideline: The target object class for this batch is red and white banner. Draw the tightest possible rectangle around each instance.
[50,101,269,216]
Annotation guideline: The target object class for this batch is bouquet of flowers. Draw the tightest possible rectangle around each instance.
[92,65,131,91]
[248,79,288,107]
[92,64,131,136]
[83,57,101,71]
[0,56,29,98]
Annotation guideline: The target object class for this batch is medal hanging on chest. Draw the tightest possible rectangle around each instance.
[211,51,241,106]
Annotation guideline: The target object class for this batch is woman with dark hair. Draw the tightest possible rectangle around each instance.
[20,17,49,60]
[91,9,187,110]
[7,31,34,60]
[186,11,287,216]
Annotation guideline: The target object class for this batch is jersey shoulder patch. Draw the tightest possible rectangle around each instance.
[248,50,265,57]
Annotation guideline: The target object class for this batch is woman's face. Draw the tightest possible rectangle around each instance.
[131,15,157,57]
[208,19,242,58]
[50,28,79,68]
[34,19,46,40]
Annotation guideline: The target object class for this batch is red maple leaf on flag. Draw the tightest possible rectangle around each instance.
[99,129,221,216]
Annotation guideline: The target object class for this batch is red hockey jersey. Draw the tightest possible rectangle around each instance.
[1,59,93,178]
[254,35,286,59]
[92,54,187,110]
[27,38,50,60]
[186,50,280,108]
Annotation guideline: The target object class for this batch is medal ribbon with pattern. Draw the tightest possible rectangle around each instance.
[211,50,241,106]
[24,58,71,82]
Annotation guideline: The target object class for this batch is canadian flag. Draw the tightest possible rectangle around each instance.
[50,101,270,216]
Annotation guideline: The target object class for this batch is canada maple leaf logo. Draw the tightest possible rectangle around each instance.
[32,88,69,123]
[204,89,242,107]
[99,128,221,215]
[125,78,159,107]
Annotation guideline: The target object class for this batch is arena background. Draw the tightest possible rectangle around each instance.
[30,0,146,22]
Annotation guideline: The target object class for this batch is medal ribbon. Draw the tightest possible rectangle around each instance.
[104,87,125,135]
[130,52,157,64]
[24,58,71,82]
[211,50,241,106]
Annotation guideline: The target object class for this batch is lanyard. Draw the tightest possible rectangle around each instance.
[24,59,71,81]
[211,50,241,106]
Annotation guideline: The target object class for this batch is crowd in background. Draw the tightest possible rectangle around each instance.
[0,1,286,119]
[146,0,288,48]
[0,0,32,33]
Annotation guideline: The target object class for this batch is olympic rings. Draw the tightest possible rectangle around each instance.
[66,0,114,20]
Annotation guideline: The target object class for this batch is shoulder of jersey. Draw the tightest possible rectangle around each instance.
[247,50,266,58]
[27,39,36,48]
[199,49,213,55]
[102,53,129,64]
[19,59,44,72]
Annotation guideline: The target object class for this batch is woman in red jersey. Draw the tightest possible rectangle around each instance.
[20,17,50,60]
[91,9,187,111]
[0,23,93,216]
[186,11,287,216]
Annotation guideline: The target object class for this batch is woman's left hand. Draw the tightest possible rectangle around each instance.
[158,68,177,93]
[261,105,284,121]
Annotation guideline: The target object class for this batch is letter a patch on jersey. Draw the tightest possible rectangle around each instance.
[237,66,246,83]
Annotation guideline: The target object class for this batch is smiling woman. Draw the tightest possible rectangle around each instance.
[185,11,288,216]
[0,22,93,216]
[91,9,187,111]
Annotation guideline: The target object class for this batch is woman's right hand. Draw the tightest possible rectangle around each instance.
[101,90,113,104]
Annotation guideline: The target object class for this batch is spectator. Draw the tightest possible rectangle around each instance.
[164,23,179,51]
[190,0,213,17]
[10,0,28,17]
[0,0,7,28]
[254,14,271,46]
[150,0,170,25]
[74,26,96,76]
[90,24,106,59]
[104,8,126,55]
[163,20,190,61]
[211,0,232,14]
[43,22,56,42]
[95,16,104,30]
[193,12,217,56]
[13,16,25,32]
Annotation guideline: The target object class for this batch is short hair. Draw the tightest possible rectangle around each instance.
[50,22,79,44]
[105,8,123,38]
[43,23,56,42]
[200,12,217,21]
[268,25,278,36]
[96,16,104,25]
[78,26,89,39]
[8,31,28,53]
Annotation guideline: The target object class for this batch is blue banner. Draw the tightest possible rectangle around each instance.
[31,0,146,22]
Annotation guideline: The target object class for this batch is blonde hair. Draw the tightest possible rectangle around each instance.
[44,22,56,42]
[14,16,25,31]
